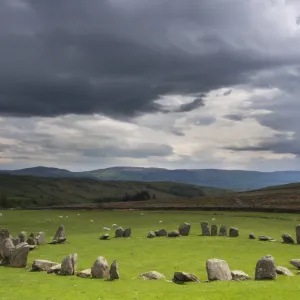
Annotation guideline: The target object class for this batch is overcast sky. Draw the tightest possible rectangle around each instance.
[0,0,300,171]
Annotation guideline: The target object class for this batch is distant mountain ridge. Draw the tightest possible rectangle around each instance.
[1,166,300,191]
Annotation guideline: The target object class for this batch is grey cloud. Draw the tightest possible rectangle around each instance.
[0,0,298,118]
[224,114,245,121]
[223,89,232,96]
[173,98,204,113]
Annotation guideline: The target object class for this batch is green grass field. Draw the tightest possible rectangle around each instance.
[1,210,300,300]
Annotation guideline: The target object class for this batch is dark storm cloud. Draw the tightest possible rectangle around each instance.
[0,0,295,118]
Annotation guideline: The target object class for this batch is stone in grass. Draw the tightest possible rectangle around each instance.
[296,224,300,244]
[91,256,109,279]
[50,225,66,244]
[9,242,34,268]
[229,227,239,237]
[167,230,180,237]
[47,264,61,274]
[35,232,45,245]
[31,259,60,272]
[155,229,167,237]
[26,233,37,246]
[281,233,294,244]
[115,227,124,238]
[255,255,277,280]
[123,228,131,238]
[77,269,91,278]
[18,231,27,243]
[290,259,300,269]
[60,253,78,276]
[276,266,294,276]
[258,236,275,242]
[201,222,210,236]
[173,272,200,283]
[109,260,119,280]
[211,225,218,236]
[147,231,156,238]
[140,271,166,280]
[178,223,191,236]
[219,225,227,236]
[99,233,110,240]
[231,270,251,281]
[206,259,232,281]
[249,233,256,239]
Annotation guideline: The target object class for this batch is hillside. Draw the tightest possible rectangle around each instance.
[0,174,229,208]
[2,166,300,191]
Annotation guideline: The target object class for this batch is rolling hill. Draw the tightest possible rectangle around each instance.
[0,174,229,208]
[2,166,300,191]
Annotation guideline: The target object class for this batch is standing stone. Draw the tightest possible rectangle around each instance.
[219,225,227,236]
[167,230,180,237]
[9,242,32,268]
[173,272,200,283]
[249,233,256,239]
[123,228,131,238]
[255,255,277,280]
[281,233,294,244]
[18,231,27,243]
[115,227,124,238]
[178,223,191,236]
[0,237,15,264]
[155,229,167,237]
[27,233,37,246]
[206,258,232,281]
[109,260,119,280]
[296,225,300,244]
[91,256,109,278]
[201,222,210,236]
[52,225,66,243]
[290,259,300,269]
[0,228,10,241]
[147,231,155,238]
[211,225,218,236]
[60,253,78,276]
[36,232,45,245]
[229,227,239,237]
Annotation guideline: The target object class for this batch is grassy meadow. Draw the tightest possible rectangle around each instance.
[1,210,300,299]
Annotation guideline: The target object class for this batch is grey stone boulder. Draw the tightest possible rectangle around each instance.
[231,270,251,281]
[27,233,37,246]
[18,231,27,243]
[109,260,119,280]
[173,272,200,283]
[229,227,239,237]
[167,230,180,237]
[31,259,60,272]
[140,271,166,280]
[201,221,210,236]
[60,253,78,276]
[0,238,15,264]
[52,225,66,244]
[219,225,227,236]
[9,242,33,268]
[123,228,131,238]
[276,266,294,276]
[147,231,156,238]
[12,238,20,246]
[115,227,124,238]
[47,264,61,274]
[0,228,10,241]
[249,233,256,239]
[155,229,167,237]
[77,269,91,278]
[281,233,294,244]
[290,259,300,269]
[296,225,300,244]
[211,225,218,236]
[91,256,109,279]
[258,236,275,241]
[206,258,232,281]
[178,223,191,236]
[99,233,110,240]
[35,232,45,245]
[255,255,277,280]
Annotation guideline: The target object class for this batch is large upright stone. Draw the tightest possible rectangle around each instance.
[18,231,27,243]
[27,233,37,246]
[178,223,191,236]
[91,256,109,278]
[115,227,124,238]
[9,242,33,268]
[255,255,277,280]
[123,228,131,238]
[206,259,232,281]
[229,227,239,237]
[282,233,294,244]
[219,225,227,236]
[60,253,78,276]
[36,232,45,245]
[109,260,119,280]
[0,228,10,241]
[0,237,15,264]
[52,225,66,243]
[201,222,210,236]
[211,225,218,236]
[12,238,20,246]
[290,259,300,269]
[296,225,300,244]
[155,229,167,237]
